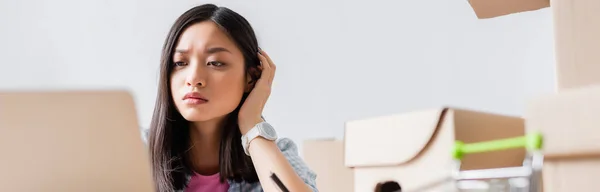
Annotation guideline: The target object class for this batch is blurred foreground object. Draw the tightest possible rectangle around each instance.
[0,90,154,192]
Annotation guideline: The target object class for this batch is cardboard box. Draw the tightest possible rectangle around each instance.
[303,139,354,192]
[468,0,600,190]
[550,0,600,90]
[344,107,526,192]
[467,0,549,19]
[526,85,600,192]
[468,0,600,90]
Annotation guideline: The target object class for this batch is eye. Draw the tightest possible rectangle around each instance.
[207,61,225,67]
[173,61,187,67]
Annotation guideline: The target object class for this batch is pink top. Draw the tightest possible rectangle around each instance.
[185,172,230,192]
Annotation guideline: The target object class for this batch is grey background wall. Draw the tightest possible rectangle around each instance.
[0,0,556,150]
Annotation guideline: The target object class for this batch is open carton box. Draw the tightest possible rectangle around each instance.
[468,0,600,91]
[526,84,600,192]
[344,107,526,192]
[469,0,600,191]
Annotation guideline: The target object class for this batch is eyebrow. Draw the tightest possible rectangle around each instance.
[174,47,231,54]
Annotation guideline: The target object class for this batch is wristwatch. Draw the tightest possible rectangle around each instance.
[241,121,278,155]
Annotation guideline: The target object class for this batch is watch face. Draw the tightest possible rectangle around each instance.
[260,122,277,139]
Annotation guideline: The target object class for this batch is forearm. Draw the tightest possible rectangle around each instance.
[248,138,313,192]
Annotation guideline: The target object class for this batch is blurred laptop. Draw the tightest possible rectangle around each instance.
[0,90,154,192]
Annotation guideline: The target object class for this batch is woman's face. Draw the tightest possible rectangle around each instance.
[170,21,248,122]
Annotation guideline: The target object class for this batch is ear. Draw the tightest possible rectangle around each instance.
[245,67,260,92]
[245,76,253,93]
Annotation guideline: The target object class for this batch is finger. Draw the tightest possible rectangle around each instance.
[259,50,276,71]
[257,52,272,84]
[259,50,276,83]
[257,52,270,72]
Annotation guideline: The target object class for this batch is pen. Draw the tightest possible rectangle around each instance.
[270,172,289,192]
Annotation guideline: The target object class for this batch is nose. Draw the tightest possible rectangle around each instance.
[184,61,206,88]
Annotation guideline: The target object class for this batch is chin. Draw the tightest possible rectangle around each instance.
[180,111,215,122]
[179,107,232,123]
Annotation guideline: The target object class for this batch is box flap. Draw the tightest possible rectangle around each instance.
[344,108,447,167]
[467,0,549,19]
[526,85,600,159]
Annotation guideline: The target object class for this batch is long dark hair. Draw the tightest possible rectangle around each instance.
[148,4,261,192]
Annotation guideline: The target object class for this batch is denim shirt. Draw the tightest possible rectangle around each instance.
[142,129,319,192]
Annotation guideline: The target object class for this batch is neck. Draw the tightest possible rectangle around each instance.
[188,116,227,175]
[190,119,223,146]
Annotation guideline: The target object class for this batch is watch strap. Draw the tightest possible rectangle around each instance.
[241,121,277,156]
[242,123,262,155]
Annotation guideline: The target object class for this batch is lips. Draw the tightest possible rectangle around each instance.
[183,92,208,104]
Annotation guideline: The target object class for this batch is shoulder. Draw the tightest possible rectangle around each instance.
[141,127,150,146]
[274,138,303,165]
[275,137,299,153]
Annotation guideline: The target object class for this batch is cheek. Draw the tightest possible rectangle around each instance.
[214,70,247,102]
[208,72,245,114]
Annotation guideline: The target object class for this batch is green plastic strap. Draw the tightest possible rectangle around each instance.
[452,132,543,160]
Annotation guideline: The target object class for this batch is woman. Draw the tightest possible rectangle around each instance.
[146,3,318,192]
